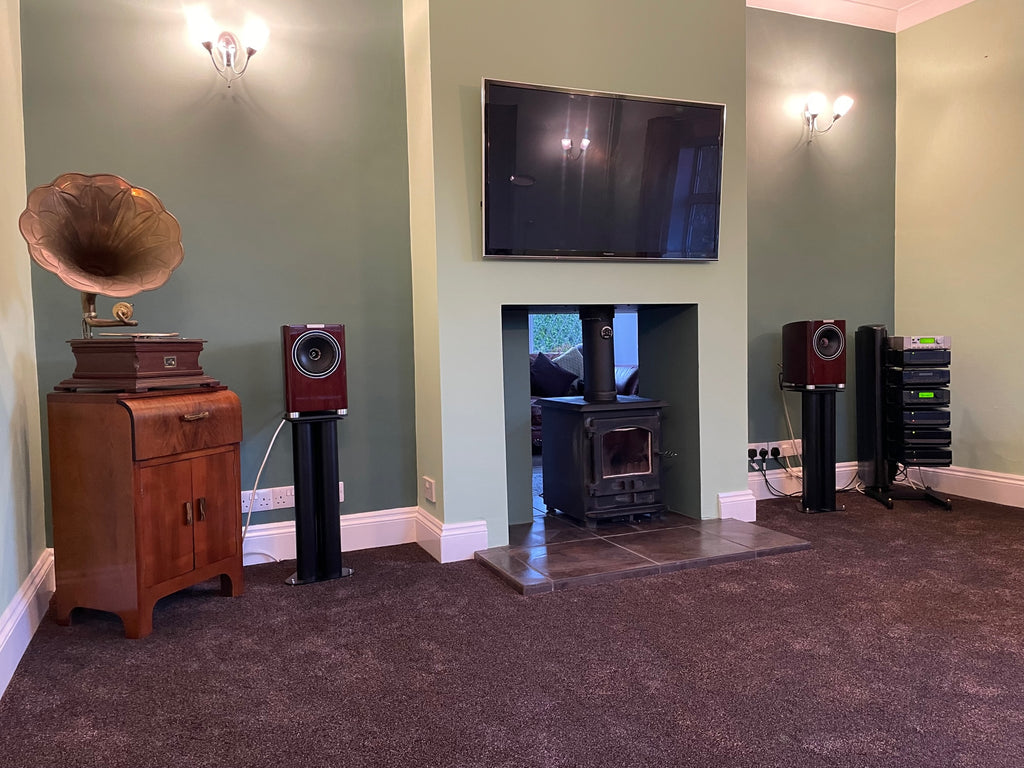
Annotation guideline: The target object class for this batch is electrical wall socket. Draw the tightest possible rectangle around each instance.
[242,482,345,512]
[422,476,436,503]
[241,489,274,512]
[271,485,294,508]
[769,439,802,458]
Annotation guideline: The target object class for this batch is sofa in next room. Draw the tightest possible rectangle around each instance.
[529,345,639,451]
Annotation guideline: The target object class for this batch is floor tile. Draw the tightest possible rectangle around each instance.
[608,526,754,564]
[551,561,663,591]
[477,466,812,594]
[690,518,809,551]
[514,537,658,581]
[507,516,597,548]
[594,510,700,535]
[474,549,552,595]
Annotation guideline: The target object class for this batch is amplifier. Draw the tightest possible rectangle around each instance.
[886,367,950,386]
[886,348,951,367]
[890,446,952,466]
[887,388,951,407]
[892,427,952,446]
[889,409,951,427]
[889,335,951,351]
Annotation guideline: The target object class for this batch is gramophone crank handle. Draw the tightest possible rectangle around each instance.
[79,291,138,338]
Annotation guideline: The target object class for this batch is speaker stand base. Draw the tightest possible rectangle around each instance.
[286,566,354,586]
[796,503,845,515]
[864,485,952,511]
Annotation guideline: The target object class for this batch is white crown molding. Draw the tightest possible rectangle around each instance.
[746,0,977,33]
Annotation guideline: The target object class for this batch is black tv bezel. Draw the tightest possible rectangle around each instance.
[481,78,726,263]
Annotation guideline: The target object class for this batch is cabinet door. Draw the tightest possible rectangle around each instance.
[137,459,196,588]
[191,448,240,569]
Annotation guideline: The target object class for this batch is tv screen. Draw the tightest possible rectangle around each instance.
[483,79,725,262]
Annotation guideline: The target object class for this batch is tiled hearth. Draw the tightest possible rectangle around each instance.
[475,466,810,595]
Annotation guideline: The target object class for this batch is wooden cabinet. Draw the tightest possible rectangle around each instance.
[47,388,244,638]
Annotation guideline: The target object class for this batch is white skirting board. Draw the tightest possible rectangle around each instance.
[749,463,1024,510]
[747,461,859,502]
[0,549,54,700]
[916,466,1024,509]
[241,506,489,566]
[717,490,758,522]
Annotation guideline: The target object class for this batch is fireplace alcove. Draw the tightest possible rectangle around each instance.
[501,303,700,526]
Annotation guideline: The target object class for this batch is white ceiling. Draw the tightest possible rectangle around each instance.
[747,0,977,32]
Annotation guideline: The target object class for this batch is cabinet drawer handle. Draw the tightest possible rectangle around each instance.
[185,501,194,525]
[198,497,206,521]
[181,411,210,422]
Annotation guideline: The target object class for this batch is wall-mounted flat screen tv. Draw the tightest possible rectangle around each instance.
[483,79,725,262]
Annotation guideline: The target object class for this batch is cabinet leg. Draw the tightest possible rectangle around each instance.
[219,571,244,597]
[52,596,73,627]
[120,607,153,640]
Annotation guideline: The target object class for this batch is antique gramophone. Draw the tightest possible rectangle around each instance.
[19,172,218,391]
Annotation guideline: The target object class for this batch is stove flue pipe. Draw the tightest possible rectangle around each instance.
[580,305,617,403]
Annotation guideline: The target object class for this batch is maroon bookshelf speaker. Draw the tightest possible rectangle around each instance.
[282,324,348,416]
[781,319,846,388]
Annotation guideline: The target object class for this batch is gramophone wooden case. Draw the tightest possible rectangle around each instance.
[55,337,220,392]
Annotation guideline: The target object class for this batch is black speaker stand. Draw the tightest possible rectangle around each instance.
[796,387,845,514]
[864,484,952,511]
[285,413,353,585]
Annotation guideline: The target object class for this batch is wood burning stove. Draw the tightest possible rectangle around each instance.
[540,396,667,526]
[539,305,668,527]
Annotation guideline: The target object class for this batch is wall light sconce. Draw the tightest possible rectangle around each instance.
[561,136,591,160]
[185,5,269,87]
[803,92,854,142]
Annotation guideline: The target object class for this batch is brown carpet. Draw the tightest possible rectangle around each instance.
[2,492,1024,767]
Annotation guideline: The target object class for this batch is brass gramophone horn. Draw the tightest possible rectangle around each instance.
[18,173,184,338]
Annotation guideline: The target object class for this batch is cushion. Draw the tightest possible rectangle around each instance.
[530,352,578,397]
[553,345,585,380]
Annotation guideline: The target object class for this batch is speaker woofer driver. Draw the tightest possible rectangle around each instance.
[813,324,844,361]
[292,330,342,379]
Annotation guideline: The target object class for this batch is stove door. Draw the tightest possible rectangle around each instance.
[586,413,662,498]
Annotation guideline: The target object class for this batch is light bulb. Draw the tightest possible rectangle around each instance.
[184,4,217,45]
[579,137,591,151]
[805,92,827,118]
[833,95,854,118]
[242,14,269,52]
[561,138,573,151]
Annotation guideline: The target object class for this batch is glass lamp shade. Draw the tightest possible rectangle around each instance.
[805,92,828,117]
[833,95,854,118]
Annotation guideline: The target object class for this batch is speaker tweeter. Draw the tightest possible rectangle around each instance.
[282,324,348,416]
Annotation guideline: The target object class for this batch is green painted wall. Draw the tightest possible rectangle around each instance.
[407,0,749,545]
[747,9,896,461]
[896,0,1024,475]
[1,0,45,615]
[20,0,417,529]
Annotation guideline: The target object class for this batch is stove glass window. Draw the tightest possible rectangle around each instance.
[601,427,652,478]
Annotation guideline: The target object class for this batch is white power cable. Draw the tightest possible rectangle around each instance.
[242,417,287,543]
[779,373,803,479]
